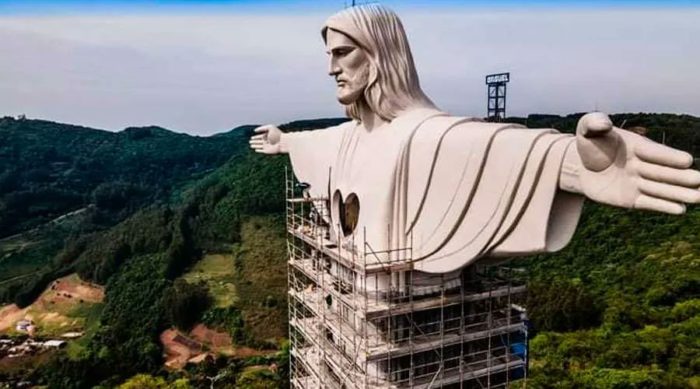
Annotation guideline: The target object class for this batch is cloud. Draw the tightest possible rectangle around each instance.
[1,7,698,135]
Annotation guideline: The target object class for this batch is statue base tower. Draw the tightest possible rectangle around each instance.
[286,170,530,388]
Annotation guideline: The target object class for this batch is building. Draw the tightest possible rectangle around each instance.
[15,320,33,333]
[43,340,67,349]
[285,171,529,388]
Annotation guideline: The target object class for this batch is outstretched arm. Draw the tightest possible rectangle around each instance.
[559,112,700,214]
[249,124,289,155]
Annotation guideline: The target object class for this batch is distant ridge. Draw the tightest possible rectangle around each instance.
[213,117,350,138]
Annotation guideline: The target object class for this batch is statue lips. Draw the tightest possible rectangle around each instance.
[333,190,360,237]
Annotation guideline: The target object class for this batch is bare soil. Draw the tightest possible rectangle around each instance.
[190,324,233,351]
[0,305,27,332]
[51,277,104,303]
[161,324,275,369]
[161,329,192,369]
[0,274,104,335]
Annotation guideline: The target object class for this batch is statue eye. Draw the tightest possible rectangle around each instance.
[334,47,353,56]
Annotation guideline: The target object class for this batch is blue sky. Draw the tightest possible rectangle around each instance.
[1,1,699,134]
[1,0,699,14]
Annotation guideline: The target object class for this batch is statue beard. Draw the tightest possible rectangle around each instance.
[339,63,370,104]
[342,64,373,121]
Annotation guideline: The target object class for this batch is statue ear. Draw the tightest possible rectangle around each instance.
[367,61,378,87]
[363,60,381,115]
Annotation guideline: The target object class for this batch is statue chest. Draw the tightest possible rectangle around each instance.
[329,124,408,243]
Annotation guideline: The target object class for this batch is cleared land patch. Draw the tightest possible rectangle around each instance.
[160,324,272,369]
[0,304,26,333]
[182,253,237,308]
[0,274,104,337]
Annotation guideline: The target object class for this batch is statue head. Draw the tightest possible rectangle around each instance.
[322,4,435,122]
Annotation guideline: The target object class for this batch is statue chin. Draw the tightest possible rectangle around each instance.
[337,96,355,106]
[337,90,364,106]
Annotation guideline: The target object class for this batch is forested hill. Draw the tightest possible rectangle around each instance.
[0,113,698,388]
[514,112,700,152]
[0,116,348,305]
[504,113,700,388]
[0,115,349,387]
[0,117,243,238]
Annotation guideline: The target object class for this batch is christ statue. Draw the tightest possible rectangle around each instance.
[249,4,700,274]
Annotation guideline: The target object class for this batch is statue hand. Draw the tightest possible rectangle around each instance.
[249,124,285,155]
[575,112,700,214]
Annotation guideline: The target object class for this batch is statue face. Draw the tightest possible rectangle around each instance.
[325,29,370,105]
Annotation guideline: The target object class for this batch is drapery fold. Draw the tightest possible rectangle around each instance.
[285,110,584,274]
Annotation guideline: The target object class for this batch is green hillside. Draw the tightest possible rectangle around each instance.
[0,117,246,238]
[0,113,698,388]
[0,118,345,387]
[0,117,257,306]
[512,113,700,387]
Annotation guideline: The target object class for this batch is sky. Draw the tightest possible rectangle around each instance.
[1,0,699,135]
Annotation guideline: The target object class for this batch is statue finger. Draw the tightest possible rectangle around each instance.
[251,134,266,140]
[638,161,700,188]
[249,139,265,145]
[634,194,686,215]
[639,178,700,204]
[635,140,693,169]
[577,112,613,138]
[254,125,272,133]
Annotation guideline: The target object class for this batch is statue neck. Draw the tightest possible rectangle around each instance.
[357,99,388,132]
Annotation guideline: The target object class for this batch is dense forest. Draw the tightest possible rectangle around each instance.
[514,113,700,388]
[0,113,698,388]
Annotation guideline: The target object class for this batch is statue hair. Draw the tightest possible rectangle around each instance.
[322,4,436,122]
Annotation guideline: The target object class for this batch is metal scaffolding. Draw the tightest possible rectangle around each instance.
[285,169,529,388]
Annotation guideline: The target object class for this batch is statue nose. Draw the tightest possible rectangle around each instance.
[328,58,341,76]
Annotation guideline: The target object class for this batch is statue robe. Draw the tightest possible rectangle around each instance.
[286,108,584,274]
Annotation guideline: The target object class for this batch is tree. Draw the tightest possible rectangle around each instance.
[165,279,212,331]
[119,374,191,389]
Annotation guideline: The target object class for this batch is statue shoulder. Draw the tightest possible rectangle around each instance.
[407,116,542,160]
[445,117,527,132]
[332,119,357,132]
[286,119,355,139]
[411,115,502,144]
[311,119,356,136]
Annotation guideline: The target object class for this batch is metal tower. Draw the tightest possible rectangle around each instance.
[486,73,510,122]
